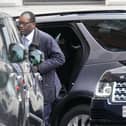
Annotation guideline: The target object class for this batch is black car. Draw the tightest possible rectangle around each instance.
[0,12,44,126]
[31,10,126,126]
[90,66,126,126]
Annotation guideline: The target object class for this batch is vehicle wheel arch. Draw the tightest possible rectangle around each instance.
[51,91,92,126]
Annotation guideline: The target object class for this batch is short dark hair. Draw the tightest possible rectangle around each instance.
[20,11,35,22]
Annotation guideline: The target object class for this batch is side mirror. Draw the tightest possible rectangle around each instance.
[9,43,25,62]
[29,49,44,66]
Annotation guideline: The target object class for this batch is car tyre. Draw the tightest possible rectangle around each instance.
[59,104,90,126]
[26,118,37,126]
[26,118,30,126]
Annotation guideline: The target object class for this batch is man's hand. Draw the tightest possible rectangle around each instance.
[31,65,38,73]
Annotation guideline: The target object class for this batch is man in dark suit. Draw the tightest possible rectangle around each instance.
[18,11,65,126]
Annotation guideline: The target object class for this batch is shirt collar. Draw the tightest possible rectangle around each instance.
[25,29,35,46]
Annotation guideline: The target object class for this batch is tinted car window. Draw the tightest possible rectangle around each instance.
[83,20,126,51]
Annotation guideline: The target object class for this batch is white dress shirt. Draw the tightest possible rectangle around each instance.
[22,29,35,48]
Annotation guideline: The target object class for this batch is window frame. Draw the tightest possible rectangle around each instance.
[23,0,104,5]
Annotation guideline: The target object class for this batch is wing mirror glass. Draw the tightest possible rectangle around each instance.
[9,43,25,63]
[29,49,44,66]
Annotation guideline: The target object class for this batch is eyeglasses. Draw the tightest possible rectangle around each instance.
[17,21,32,26]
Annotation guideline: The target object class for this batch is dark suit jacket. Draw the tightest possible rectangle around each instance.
[31,28,65,104]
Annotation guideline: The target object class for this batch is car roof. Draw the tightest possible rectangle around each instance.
[36,10,126,16]
[14,9,126,18]
[34,10,126,23]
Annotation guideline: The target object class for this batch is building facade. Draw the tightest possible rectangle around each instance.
[0,0,126,16]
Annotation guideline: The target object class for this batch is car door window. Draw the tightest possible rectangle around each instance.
[83,20,126,51]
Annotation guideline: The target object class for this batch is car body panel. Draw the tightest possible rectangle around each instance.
[72,62,123,94]
[0,12,44,126]
[0,61,21,126]
[77,23,126,64]
[36,11,126,23]
[0,14,23,126]
[33,10,126,126]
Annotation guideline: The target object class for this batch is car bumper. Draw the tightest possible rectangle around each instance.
[90,99,126,126]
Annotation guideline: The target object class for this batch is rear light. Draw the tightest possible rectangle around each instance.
[17,75,25,85]
[16,75,25,91]
[16,85,20,91]
[20,79,25,85]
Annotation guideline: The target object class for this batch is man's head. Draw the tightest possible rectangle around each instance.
[18,11,36,36]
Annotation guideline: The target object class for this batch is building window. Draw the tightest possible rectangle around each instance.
[23,0,104,5]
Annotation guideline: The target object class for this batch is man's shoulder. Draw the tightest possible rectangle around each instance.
[37,28,52,39]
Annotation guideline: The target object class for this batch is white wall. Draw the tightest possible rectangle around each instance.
[0,0,126,6]
[0,0,126,16]
[0,0,22,6]
[106,0,126,5]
